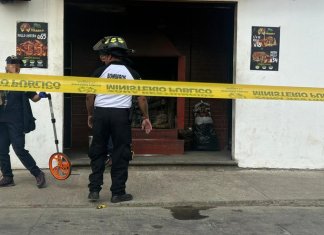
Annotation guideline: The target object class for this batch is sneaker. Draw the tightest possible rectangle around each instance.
[88,191,100,202]
[111,193,133,203]
[0,176,15,187]
[35,171,46,188]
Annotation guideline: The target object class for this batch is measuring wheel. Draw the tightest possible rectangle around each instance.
[49,152,71,180]
[46,93,72,180]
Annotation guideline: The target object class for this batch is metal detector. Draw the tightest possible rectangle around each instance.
[47,93,72,180]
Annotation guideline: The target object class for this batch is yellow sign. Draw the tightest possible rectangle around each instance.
[1,72,324,101]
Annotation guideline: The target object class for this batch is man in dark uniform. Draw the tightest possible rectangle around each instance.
[0,55,47,188]
[86,36,152,203]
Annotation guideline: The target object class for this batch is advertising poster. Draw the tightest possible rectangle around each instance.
[16,22,48,68]
[250,26,280,71]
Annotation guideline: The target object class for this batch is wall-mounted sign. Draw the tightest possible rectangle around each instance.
[16,22,48,68]
[250,26,280,71]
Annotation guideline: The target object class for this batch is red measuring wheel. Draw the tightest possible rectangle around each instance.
[46,93,72,180]
[49,153,71,180]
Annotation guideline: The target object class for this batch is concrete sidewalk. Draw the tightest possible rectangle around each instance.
[68,150,237,167]
[1,166,324,208]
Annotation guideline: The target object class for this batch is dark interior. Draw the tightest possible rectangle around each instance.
[63,1,235,152]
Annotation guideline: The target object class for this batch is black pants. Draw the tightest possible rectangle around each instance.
[88,107,132,196]
[0,122,41,178]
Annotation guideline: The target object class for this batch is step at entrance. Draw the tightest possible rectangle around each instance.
[132,129,184,155]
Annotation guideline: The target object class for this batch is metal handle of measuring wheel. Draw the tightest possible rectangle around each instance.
[47,93,52,100]
[46,93,59,153]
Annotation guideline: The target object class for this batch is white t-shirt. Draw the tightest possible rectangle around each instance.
[95,63,136,108]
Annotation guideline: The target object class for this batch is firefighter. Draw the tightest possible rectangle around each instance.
[86,36,152,203]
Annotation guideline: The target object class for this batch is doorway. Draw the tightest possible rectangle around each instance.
[64,1,236,158]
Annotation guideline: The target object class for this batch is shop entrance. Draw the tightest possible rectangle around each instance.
[63,1,235,158]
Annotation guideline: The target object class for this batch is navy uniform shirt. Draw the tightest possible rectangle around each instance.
[0,91,36,123]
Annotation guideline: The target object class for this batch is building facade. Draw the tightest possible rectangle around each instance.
[1,0,324,169]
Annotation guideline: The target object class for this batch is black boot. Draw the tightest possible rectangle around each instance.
[35,172,46,188]
[111,193,133,203]
[88,191,100,201]
[0,176,15,187]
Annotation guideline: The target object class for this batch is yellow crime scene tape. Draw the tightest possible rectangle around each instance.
[1,72,324,101]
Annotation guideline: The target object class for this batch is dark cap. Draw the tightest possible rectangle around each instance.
[6,55,23,65]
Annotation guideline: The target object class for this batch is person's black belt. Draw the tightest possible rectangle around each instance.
[94,107,130,110]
